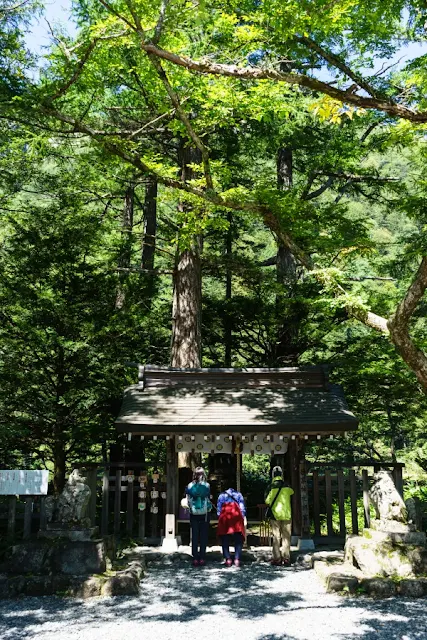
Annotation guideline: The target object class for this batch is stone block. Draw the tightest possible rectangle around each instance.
[54,540,106,575]
[101,561,143,597]
[0,574,9,598]
[362,578,397,597]
[7,542,55,575]
[327,574,359,594]
[399,579,425,598]
[7,576,27,598]
[363,527,426,546]
[24,576,54,597]
[39,525,99,542]
[103,534,116,560]
[101,574,139,597]
[68,576,103,598]
[345,534,427,578]
[294,553,313,570]
[52,574,74,594]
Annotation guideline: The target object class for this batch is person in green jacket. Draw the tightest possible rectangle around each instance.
[265,466,294,566]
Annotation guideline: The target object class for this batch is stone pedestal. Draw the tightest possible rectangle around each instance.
[38,524,99,542]
[161,536,182,553]
[297,537,315,551]
[345,528,427,578]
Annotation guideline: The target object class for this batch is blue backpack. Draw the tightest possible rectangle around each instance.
[188,481,211,515]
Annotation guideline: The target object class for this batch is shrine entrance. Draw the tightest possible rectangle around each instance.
[115,365,358,549]
[174,434,290,546]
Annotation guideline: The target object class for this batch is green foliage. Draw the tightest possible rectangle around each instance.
[1,0,427,495]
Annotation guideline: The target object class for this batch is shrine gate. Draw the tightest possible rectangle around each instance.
[115,365,358,549]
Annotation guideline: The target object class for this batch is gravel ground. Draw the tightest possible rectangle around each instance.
[1,557,427,640]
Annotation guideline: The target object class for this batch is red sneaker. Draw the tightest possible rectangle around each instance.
[192,559,200,567]
[234,559,241,568]
[270,559,282,566]
[282,558,291,567]
[225,558,232,567]
[199,559,206,567]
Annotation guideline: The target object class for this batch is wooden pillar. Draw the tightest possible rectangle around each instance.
[85,467,98,527]
[233,436,242,493]
[236,452,241,492]
[7,496,16,541]
[101,469,109,536]
[165,437,178,538]
[288,438,302,536]
[299,445,310,538]
[362,469,370,528]
[23,497,33,540]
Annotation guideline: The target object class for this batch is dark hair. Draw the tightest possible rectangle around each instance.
[193,467,206,483]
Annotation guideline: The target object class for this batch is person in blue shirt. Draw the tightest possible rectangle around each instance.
[185,467,211,567]
[217,483,246,567]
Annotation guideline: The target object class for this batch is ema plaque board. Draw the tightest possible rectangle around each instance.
[0,470,49,495]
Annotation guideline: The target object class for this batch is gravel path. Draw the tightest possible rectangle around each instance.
[1,559,427,640]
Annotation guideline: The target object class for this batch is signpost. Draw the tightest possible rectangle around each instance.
[0,470,49,495]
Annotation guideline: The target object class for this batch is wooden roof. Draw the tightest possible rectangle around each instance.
[116,366,358,435]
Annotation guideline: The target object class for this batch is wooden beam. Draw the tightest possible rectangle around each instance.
[312,470,320,537]
[23,497,32,540]
[114,470,122,535]
[126,474,134,535]
[337,470,346,537]
[101,469,109,536]
[325,471,333,536]
[349,470,359,535]
[362,469,370,528]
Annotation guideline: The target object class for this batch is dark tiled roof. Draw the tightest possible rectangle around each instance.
[116,366,357,434]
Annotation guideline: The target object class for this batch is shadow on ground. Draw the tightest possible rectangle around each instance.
[1,556,427,640]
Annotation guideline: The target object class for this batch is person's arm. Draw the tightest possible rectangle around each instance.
[237,493,246,517]
[265,488,274,505]
[217,493,224,516]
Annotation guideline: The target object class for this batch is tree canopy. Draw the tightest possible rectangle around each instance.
[1,0,427,488]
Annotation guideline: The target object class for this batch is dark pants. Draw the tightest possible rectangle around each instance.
[190,514,209,560]
[221,532,243,560]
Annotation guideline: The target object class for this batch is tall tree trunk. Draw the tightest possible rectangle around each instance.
[171,143,202,370]
[224,211,233,367]
[53,441,66,495]
[276,147,296,284]
[172,142,203,469]
[275,147,299,364]
[115,185,134,309]
[142,177,158,302]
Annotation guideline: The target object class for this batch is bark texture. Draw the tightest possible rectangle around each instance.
[142,177,157,272]
[115,185,134,309]
[141,43,427,123]
[142,177,158,303]
[387,257,427,390]
[171,143,203,469]
[275,147,301,364]
[171,245,202,368]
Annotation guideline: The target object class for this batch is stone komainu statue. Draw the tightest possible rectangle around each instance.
[369,470,407,523]
[46,469,92,527]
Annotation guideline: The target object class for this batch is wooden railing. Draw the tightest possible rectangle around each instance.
[0,495,48,542]
[306,462,404,540]
[0,461,406,544]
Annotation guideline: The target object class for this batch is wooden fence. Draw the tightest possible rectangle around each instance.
[0,461,406,544]
[0,495,48,542]
[307,462,404,542]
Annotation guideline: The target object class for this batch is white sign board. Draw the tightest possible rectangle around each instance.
[0,470,49,495]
